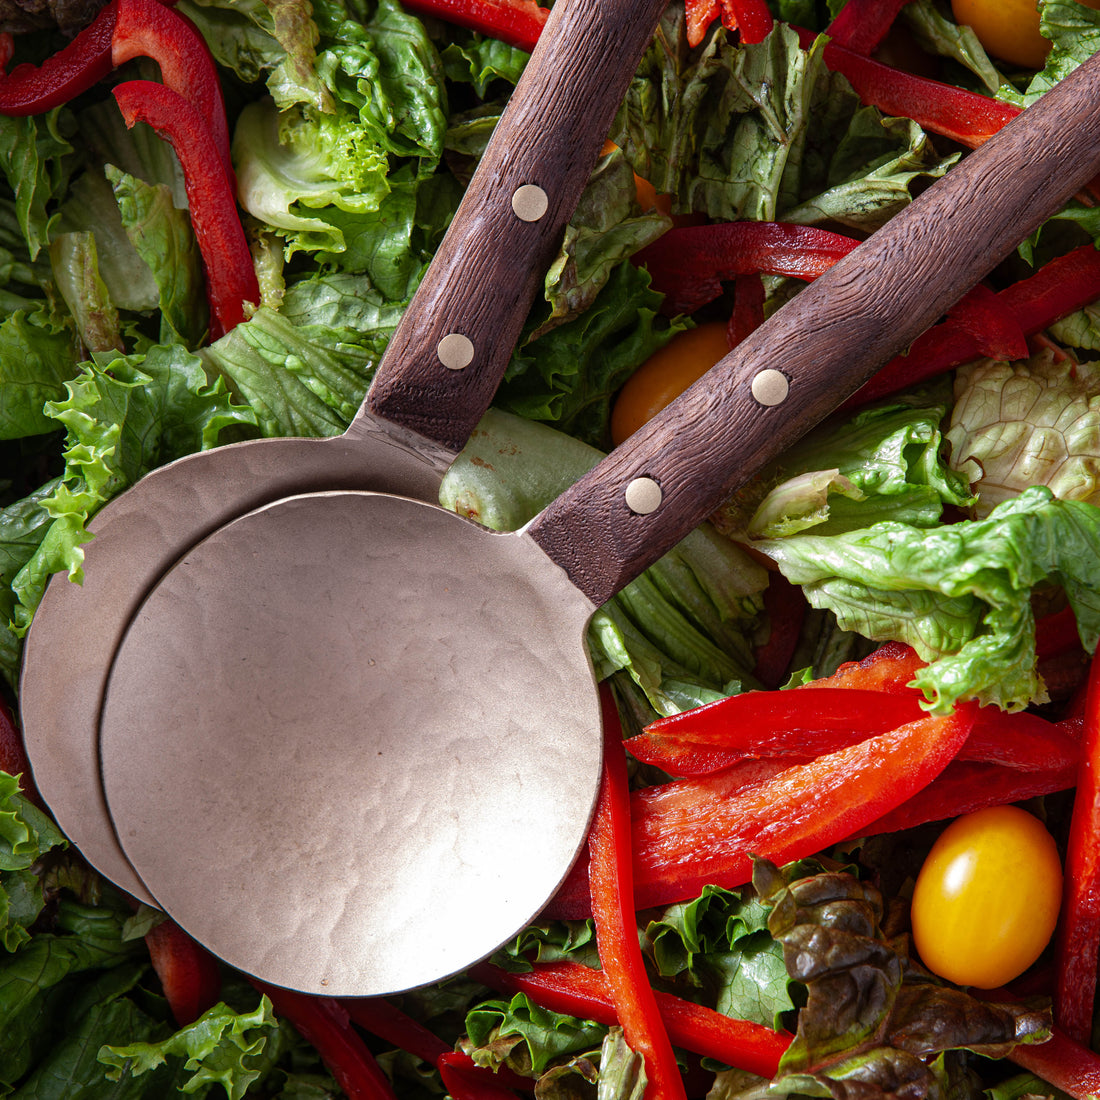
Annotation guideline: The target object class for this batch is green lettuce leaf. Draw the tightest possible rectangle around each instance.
[8,345,254,634]
[0,305,81,439]
[899,0,1005,92]
[99,996,280,1100]
[754,486,1100,712]
[500,262,684,448]
[0,770,67,953]
[464,993,606,1076]
[647,885,795,1030]
[0,110,74,262]
[946,353,1100,517]
[612,17,955,231]
[440,409,768,714]
[48,231,122,355]
[716,396,973,539]
[106,165,206,347]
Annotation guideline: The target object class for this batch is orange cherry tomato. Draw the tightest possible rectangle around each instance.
[952,0,1100,70]
[610,321,730,446]
[910,805,1063,989]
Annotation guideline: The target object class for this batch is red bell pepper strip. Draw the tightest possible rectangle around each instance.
[1054,650,1100,1044]
[342,998,451,1064]
[1007,1027,1100,1099]
[858,758,1078,837]
[438,1052,529,1100]
[727,272,766,351]
[634,221,861,316]
[472,960,793,1079]
[684,0,721,48]
[589,684,686,1100]
[721,0,774,43]
[823,0,911,55]
[254,982,398,1100]
[110,0,231,176]
[1037,605,1086,659]
[112,80,258,338]
[946,284,1029,362]
[143,917,222,1025]
[0,0,119,115]
[549,703,975,917]
[793,26,1021,149]
[400,0,548,53]
[850,241,1100,405]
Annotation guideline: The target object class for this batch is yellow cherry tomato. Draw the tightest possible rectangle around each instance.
[610,321,730,445]
[951,0,1100,70]
[910,805,1063,989]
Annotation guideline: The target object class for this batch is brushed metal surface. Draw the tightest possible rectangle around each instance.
[20,428,450,904]
[99,492,601,995]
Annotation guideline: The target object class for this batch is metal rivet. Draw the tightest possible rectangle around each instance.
[751,368,789,406]
[625,477,662,515]
[511,184,549,222]
[437,332,474,370]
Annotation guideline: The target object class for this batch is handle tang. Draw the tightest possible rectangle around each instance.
[356,0,667,455]
[527,48,1100,607]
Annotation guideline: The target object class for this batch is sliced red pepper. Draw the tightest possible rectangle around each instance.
[254,982,398,1100]
[438,1052,529,1100]
[946,284,1029,362]
[720,0,774,44]
[684,0,721,48]
[112,80,258,338]
[1037,605,1086,660]
[727,272,766,351]
[143,918,222,1025]
[110,0,231,176]
[472,959,793,1079]
[342,998,450,1065]
[549,703,975,916]
[400,0,549,53]
[851,241,1100,405]
[859,758,1078,837]
[1008,1027,1100,1099]
[794,26,1021,149]
[589,684,686,1100]
[0,0,118,115]
[823,0,911,55]
[633,221,861,316]
[1054,650,1100,1044]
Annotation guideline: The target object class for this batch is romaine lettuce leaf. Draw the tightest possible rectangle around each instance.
[945,353,1100,517]
[754,486,1100,712]
[611,16,955,231]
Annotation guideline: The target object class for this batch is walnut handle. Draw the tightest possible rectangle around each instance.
[356,0,667,455]
[528,48,1100,608]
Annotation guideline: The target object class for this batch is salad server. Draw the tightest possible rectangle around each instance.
[97,44,1100,997]
[18,0,666,905]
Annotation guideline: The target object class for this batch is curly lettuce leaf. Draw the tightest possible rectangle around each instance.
[8,344,254,633]
[0,770,67,952]
[946,353,1100,517]
[754,486,1100,712]
[441,409,768,714]
[500,262,684,448]
[647,885,795,1030]
[99,996,280,1100]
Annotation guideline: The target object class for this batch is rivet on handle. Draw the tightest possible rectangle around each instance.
[625,477,662,515]
[511,184,549,222]
[437,333,475,370]
[751,368,789,406]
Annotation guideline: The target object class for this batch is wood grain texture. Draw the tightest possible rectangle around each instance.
[365,0,668,454]
[528,49,1100,607]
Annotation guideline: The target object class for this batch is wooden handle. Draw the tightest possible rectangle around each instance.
[357,0,667,455]
[528,49,1100,607]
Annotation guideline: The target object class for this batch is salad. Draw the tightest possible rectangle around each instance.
[4,0,1100,1095]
